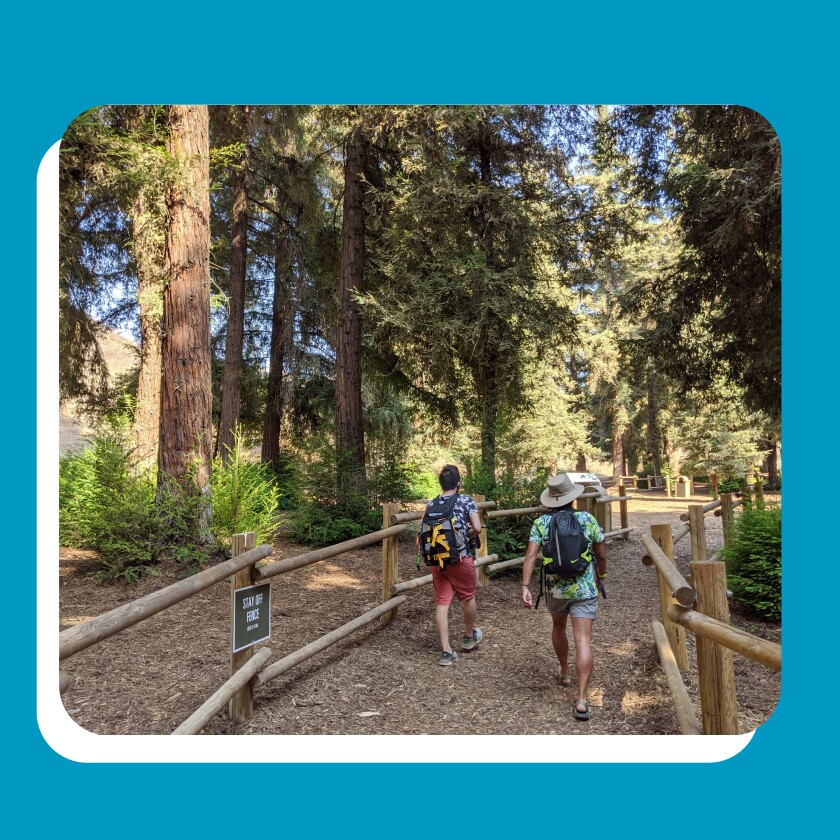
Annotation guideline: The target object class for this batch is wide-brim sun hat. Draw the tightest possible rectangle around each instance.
[540,473,585,508]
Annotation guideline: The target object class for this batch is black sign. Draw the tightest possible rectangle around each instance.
[232,582,271,653]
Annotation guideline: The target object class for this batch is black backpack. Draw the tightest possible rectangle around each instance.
[418,494,466,568]
[534,509,591,609]
[543,509,590,577]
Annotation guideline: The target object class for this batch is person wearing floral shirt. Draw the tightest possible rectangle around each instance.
[521,473,607,721]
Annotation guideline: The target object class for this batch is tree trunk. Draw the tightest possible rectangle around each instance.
[335,127,367,508]
[216,108,251,464]
[261,234,290,471]
[763,439,778,486]
[612,429,624,484]
[131,189,164,471]
[646,367,663,479]
[478,360,498,481]
[158,105,213,541]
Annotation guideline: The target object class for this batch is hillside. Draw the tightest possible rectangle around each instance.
[59,328,138,455]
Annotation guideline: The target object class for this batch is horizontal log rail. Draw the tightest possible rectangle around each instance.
[651,620,702,735]
[667,605,781,671]
[603,527,633,539]
[59,543,274,661]
[714,499,744,516]
[625,495,712,503]
[595,495,629,504]
[640,533,696,607]
[390,500,497,524]
[643,522,690,565]
[257,596,407,686]
[391,554,499,594]
[254,525,406,580]
[172,647,274,735]
[487,505,547,519]
[680,500,721,521]
[673,522,691,544]
[488,555,526,573]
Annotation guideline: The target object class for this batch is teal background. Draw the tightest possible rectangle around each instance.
[5,1,831,836]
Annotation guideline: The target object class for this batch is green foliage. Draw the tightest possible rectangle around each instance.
[720,504,781,621]
[409,470,441,500]
[718,477,743,494]
[284,503,382,547]
[59,421,210,582]
[211,434,282,552]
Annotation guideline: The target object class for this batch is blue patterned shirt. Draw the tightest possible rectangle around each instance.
[427,493,478,557]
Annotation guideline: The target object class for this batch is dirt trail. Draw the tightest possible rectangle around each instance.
[59,495,780,735]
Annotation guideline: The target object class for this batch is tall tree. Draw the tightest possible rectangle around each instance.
[361,106,587,483]
[613,105,781,419]
[157,105,213,539]
[335,124,369,506]
[215,106,252,463]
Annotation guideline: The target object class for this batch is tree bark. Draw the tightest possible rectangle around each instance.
[131,189,164,471]
[335,127,368,508]
[612,428,624,484]
[158,105,213,541]
[646,366,663,479]
[216,108,251,464]
[261,233,290,471]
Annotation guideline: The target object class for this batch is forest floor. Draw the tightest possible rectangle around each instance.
[59,491,781,737]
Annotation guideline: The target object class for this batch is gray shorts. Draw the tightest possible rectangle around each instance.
[546,594,598,619]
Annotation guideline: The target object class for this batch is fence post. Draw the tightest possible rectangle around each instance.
[710,473,719,500]
[651,524,688,670]
[230,531,257,724]
[381,503,401,624]
[720,492,735,547]
[473,493,489,587]
[691,559,739,734]
[618,480,629,541]
[688,504,708,564]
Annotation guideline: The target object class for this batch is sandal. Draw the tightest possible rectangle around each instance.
[558,673,572,687]
[573,701,591,721]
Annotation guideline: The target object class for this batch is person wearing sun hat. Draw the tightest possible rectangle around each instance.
[521,472,607,721]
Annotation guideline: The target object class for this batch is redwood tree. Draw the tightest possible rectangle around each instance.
[215,106,252,463]
[335,125,368,507]
[157,105,213,539]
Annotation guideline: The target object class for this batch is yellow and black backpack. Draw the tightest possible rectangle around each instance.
[418,494,466,568]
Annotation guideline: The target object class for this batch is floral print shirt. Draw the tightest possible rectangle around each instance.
[529,511,604,600]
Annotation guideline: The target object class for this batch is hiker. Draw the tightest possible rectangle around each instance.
[520,472,607,721]
[418,465,484,666]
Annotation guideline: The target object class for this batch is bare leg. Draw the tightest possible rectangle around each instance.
[571,616,594,712]
[551,614,571,682]
[462,596,476,638]
[436,603,452,652]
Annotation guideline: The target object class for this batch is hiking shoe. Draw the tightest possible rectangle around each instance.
[461,627,483,651]
[439,650,458,666]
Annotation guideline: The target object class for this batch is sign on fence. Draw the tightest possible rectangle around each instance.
[232,582,271,653]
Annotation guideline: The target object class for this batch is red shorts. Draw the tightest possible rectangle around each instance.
[431,556,477,605]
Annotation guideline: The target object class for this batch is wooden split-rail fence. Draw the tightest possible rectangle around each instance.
[58,487,634,735]
[640,486,780,734]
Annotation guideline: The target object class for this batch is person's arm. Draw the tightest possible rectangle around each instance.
[521,541,541,608]
[592,538,607,580]
[467,510,481,538]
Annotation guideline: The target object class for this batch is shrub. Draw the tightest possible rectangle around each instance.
[718,477,744,494]
[283,502,382,547]
[212,433,282,552]
[720,504,781,621]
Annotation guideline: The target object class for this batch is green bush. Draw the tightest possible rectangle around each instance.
[284,502,382,547]
[718,477,744,494]
[212,434,282,552]
[720,504,781,621]
[59,423,285,582]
